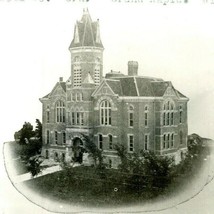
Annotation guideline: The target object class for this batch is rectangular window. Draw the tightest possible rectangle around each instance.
[163,113,166,126]
[55,131,58,144]
[76,112,80,125]
[109,135,113,150]
[171,133,174,147]
[128,135,134,152]
[171,112,174,125]
[144,134,149,150]
[98,134,103,150]
[72,112,75,125]
[67,112,71,125]
[167,134,170,149]
[163,134,166,149]
[46,111,50,123]
[63,132,66,144]
[47,130,50,144]
[179,111,182,123]
[80,112,84,125]
[145,112,148,126]
[109,109,111,125]
[129,112,133,127]
[167,113,170,126]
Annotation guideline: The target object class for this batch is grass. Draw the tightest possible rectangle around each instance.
[22,142,212,207]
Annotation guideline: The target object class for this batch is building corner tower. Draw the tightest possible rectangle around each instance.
[69,8,104,88]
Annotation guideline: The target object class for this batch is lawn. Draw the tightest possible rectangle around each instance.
[23,138,212,207]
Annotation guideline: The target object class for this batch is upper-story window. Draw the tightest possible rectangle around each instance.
[71,108,84,126]
[73,56,81,87]
[144,106,149,127]
[94,57,101,86]
[163,101,175,126]
[179,106,183,124]
[128,105,134,127]
[171,133,174,147]
[76,92,83,102]
[46,105,50,123]
[100,100,111,125]
[56,100,65,123]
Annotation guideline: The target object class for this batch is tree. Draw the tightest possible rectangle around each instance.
[34,119,42,142]
[27,155,43,177]
[81,134,104,168]
[17,122,35,145]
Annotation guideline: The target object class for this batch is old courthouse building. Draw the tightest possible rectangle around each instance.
[40,9,189,168]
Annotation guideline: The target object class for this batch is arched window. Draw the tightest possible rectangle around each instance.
[100,100,111,125]
[109,134,113,150]
[144,106,149,127]
[56,100,65,123]
[128,105,134,127]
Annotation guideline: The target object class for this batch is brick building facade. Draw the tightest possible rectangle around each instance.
[40,9,188,168]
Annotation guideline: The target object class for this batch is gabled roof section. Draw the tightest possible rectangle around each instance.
[41,81,66,100]
[69,9,103,49]
[105,79,123,96]
[151,81,170,97]
[119,77,138,96]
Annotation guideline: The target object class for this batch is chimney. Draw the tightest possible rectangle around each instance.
[59,77,63,82]
[128,61,138,76]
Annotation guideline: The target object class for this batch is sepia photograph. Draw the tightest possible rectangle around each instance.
[1,0,214,213]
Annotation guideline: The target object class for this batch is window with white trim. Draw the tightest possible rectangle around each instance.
[163,101,175,126]
[128,135,134,152]
[46,110,50,123]
[98,134,103,150]
[100,100,111,125]
[56,100,65,123]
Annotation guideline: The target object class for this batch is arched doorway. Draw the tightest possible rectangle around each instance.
[72,137,84,163]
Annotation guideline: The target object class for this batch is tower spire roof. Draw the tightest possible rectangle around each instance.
[69,9,103,49]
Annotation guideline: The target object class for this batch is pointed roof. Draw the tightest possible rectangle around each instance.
[83,72,94,84]
[69,9,104,49]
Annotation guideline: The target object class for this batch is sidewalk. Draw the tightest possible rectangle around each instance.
[12,164,62,184]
